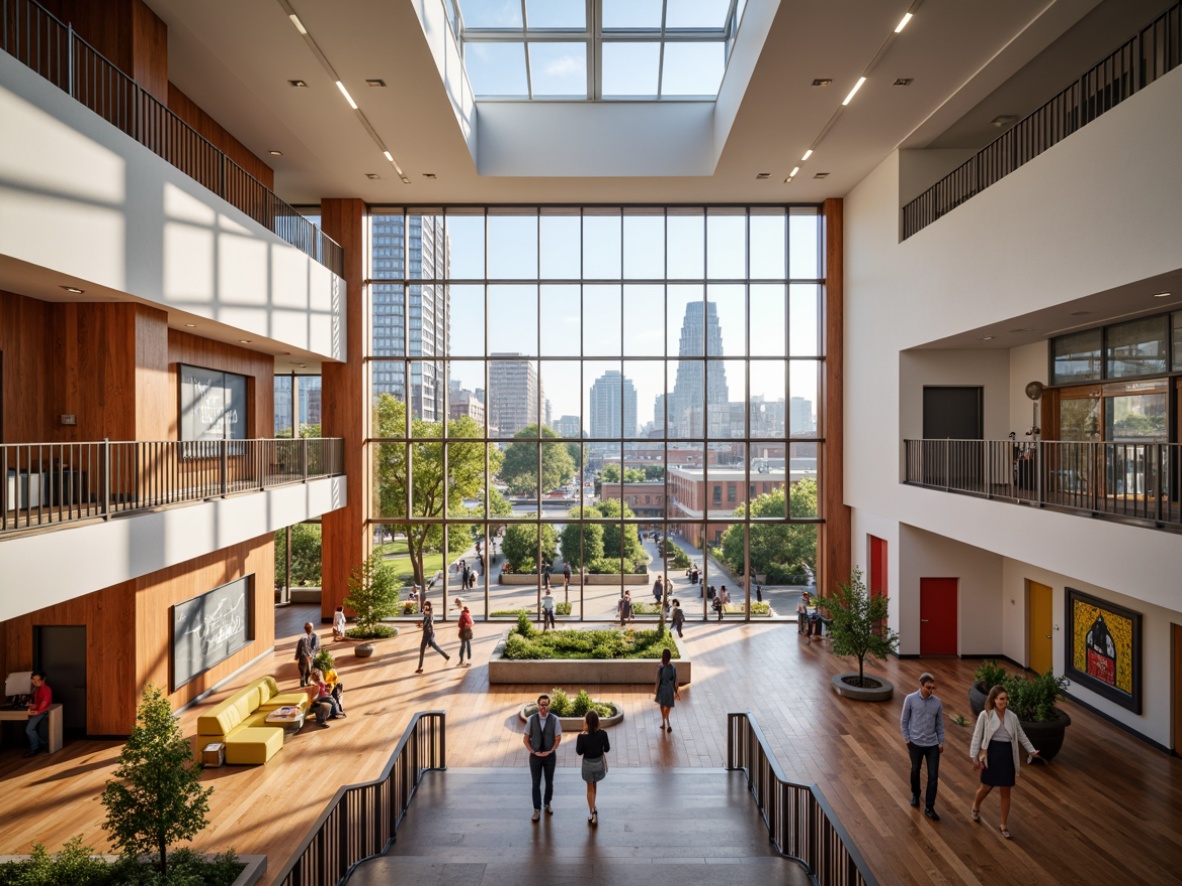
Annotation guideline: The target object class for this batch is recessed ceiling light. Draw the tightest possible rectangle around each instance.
[289,79,308,88]
[756,173,770,180]
[1152,291,1171,298]
[841,76,867,106]
[60,285,84,293]
[812,78,832,87]
[893,78,912,87]
[366,173,381,180]
[979,335,995,341]
[991,115,1018,127]
[366,79,386,88]
[801,149,813,161]
[269,150,283,156]
[336,80,358,109]
[400,175,412,184]
[184,323,197,327]
[789,166,800,178]
[813,172,830,179]
[288,13,307,35]
[894,12,913,33]
[239,339,253,344]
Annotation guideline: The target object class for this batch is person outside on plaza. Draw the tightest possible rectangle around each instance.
[456,604,474,666]
[332,605,347,641]
[415,601,451,673]
[712,588,724,620]
[541,588,557,631]
[655,648,680,733]
[756,584,763,603]
[575,709,610,826]
[523,694,563,822]
[23,672,52,757]
[652,575,664,605]
[670,599,685,638]
[295,621,320,687]
[900,672,945,821]
[563,562,572,593]
[969,684,1039,839]
[617,590,633,625]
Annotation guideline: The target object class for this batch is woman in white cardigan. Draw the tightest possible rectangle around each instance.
[969,684,1039,839]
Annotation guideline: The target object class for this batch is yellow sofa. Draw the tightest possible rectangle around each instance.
[197,676,309,765]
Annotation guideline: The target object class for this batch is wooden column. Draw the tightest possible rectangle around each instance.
[821,198,851,594]
[319,199,367,621]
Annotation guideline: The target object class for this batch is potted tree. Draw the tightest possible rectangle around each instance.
[1004,669,1071,760]
[343,551,400,657]
[818,569,899,701]
[969,659,1008,717]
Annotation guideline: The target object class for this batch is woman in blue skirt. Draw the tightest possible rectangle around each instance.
[969,684,1039,839]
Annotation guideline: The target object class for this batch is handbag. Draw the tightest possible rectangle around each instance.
[459,626,473,640]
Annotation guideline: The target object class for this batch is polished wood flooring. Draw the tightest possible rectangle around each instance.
[1,605,1180,885]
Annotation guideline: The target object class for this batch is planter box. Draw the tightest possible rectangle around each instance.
[0,854,266,885]
[499,573,647,586]
[488,630,690,685]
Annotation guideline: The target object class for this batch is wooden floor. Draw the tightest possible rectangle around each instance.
[1,604,1180,885]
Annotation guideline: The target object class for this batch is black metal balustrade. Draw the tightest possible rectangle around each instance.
[274,711,447,886]
[903,439,1181,530]
[1,0,343,275]
[1,438,344,533]
[727,712,879,886]
[902,2,1181,239]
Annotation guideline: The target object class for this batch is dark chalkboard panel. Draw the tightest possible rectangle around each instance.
[180,364,247,441]
[172,576,255,690]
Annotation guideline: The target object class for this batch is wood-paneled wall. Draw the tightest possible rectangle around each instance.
[821,197,851,594]
[1,535,274,734]
[167,330,274,440]
[0,290,51,443]
[167,85,275,190]
[320,199,366,619]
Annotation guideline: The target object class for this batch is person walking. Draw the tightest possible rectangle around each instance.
[969,685,1039,839]
[295,622,320,687]
[457,604,474,666]
[756,584,763,604]
[576,709,610,826]
[563,562,572,595]
[712,588,724,621]
[541,588,557,631]
[523,694,563,822]
[415,601,451,673]
[652,575,664,605]
[617,590,633,626]
[670,599,685,638]
[900,672,945,821]
[655,648,680,733]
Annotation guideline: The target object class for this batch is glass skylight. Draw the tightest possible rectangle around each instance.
[452,0,746,100]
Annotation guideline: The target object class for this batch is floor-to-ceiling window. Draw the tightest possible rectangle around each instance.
[365,206,825,621]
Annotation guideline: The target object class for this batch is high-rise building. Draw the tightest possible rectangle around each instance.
[670,301,729,437]
[552,415,582,438]
[789,396,813,434]
[589,369,637,439]
[489,354,539,437]
[370,214,449,421]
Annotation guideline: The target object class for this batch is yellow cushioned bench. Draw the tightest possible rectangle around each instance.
[197,676,308,765]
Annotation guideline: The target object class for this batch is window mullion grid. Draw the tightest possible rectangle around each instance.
[588,0,600,100]
[658,1,668,97]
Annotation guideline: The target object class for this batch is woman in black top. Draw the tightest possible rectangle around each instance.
[576,709,610,826]
[414,601,450,673]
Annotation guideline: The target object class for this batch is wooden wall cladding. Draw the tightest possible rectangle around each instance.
[167,85,275,191]
[319,199,367,620]
[0,535,275,734]
[0,290,51,443]
[167,331,274,440]
[821,197,851,595]
[130,0,168,103]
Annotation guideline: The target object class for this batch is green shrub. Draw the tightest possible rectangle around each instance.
[1005,669,1069,723]
[501,626,678,661]
[571,690,594,716]
[0,838,243,885]
[312,649,334,673]
[548,688,572,716]
[516,613,534,638]
[345,625,397,640]
[973,659,1008,689]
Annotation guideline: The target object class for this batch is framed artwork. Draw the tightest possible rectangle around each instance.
[1064,588,1141,713]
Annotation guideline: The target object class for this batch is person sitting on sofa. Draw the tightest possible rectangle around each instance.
[308,668,346,725]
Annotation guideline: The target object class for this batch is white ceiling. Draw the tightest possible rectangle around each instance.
[144,0,1162,206]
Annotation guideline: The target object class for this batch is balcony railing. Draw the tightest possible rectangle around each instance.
[1,0,343,276]
[274,710,446,886]
[902,1,1182,239]
[1,438,344,534]
[727,712,879,886]
[903,439,1181,530]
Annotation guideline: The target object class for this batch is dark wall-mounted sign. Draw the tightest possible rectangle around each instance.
[172,576,255,690]
[180,364,247,442]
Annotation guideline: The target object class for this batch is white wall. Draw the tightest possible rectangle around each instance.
[1008,341,1048,436]
[0,476,345,622]
[0,53,344,360]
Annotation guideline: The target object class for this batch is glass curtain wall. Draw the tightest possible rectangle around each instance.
[365,206,824,622]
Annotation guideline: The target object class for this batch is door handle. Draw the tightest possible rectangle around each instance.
[1045,635,1051,639]
[920,618,929,623]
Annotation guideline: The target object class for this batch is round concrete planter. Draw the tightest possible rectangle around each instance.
[968,680,989,718]
[832,672,894,702]
[354,644,375,658]
[520,702,624,730]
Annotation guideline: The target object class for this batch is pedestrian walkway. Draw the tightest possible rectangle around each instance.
[348,768,810,886]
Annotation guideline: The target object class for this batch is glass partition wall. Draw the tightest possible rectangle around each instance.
[365,207,825,621]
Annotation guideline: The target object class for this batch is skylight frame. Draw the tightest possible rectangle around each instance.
[453,0,744,101]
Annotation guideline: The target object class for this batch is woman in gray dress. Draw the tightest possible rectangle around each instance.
[576,710,610,826]
[655,648,680,733]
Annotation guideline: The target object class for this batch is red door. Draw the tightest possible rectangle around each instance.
[919,578,958,656]
[868,537,887,598]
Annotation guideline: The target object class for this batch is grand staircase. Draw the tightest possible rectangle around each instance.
[347,767,811,886]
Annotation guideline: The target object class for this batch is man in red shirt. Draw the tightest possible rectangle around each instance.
[24,671,52,757]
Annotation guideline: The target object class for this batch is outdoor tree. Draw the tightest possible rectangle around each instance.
[559,512,605,569]
[372,394,500,585]
[501,522,558,572]
[499,424,576,496]
[718,479,818,580]
[343,550,400,636]
[274,522,322,588]
[817,568,899,686]
[100,685,213,874]
[593,498,645,566]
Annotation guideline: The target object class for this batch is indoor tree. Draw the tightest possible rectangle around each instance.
[817,568,899,687]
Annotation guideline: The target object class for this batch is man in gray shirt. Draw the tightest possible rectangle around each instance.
[900,672,944,820]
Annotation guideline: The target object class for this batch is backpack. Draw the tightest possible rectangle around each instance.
[713,595,723,611]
